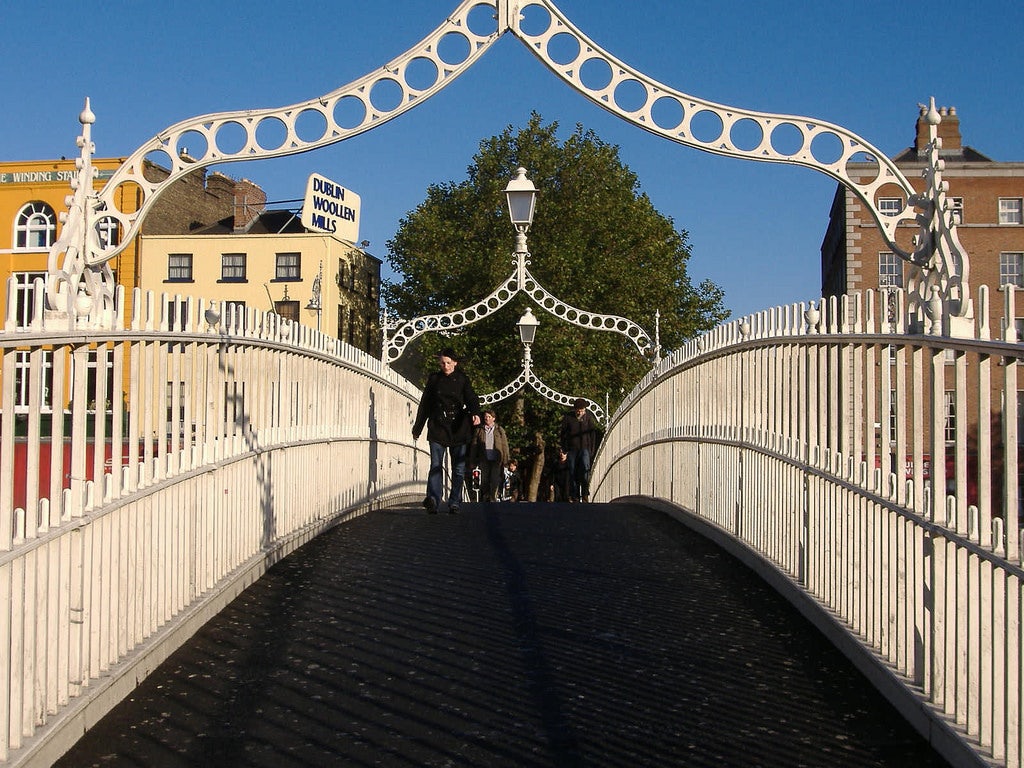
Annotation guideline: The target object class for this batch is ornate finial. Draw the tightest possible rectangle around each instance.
[925,97,941,126]
[79,97,95,126]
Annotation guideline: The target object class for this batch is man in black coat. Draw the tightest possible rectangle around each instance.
[412,348,481,514]
[559,398,600,503]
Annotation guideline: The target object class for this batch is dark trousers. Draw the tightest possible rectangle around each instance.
[566,448,591,501]
[428,441,467,508]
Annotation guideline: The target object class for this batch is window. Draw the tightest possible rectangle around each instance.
[878,198,903,216]
[11,272,52,413]
[950,197,964,225]
[999,252,1024,288]
[168,253,193,282]
[943,390,957,444]
[223,301,247,332]
[337,305,346,341]
[275,300,299,322]
[275,252,300,281]
[15,202,56,249]
[999,198,1023,225]
[878,252,903,289]
[221,252,247,281]
[12,271,45,327]
[366,272,377,299]
[96,216,120,248]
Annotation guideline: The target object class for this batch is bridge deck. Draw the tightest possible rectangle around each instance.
[57,502,950,767]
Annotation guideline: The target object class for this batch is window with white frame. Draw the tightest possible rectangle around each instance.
[999,198,1023,225]
[275,252,300,281]
[878,197,903,216]
[15,202,56,249]
[221,252,246,281]
[11,272,53,413]
[96,216,120,248]
[878,252,903,288]
[12,271,45,327]
[999,252,1024,288]
[168,253,193,281]
[950,197,964,225]
[944,390,957,443]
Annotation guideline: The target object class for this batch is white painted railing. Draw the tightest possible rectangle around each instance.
[592,286,1024,768]
[0,281,425,766]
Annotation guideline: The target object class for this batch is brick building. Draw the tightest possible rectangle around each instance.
[821,105,1024,335]
[821,106,1024,508]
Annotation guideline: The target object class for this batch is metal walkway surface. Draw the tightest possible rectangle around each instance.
[56,502,951,768]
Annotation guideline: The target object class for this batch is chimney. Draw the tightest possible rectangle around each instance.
[915,104,962,153]
[233,178,267,232]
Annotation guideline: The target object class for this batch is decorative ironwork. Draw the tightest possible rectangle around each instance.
[383,247,654,363]
[48,0,971,331]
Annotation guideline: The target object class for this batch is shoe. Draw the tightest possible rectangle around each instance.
[583,495,590,503]
[448,505,460,515]
[424,496,438,514]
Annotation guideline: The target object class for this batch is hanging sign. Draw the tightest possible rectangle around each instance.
[301,173,360,241]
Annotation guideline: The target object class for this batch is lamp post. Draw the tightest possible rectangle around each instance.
[383,167,654,363]
[305,260,323,332]
[504,167,537,256]
[517,307,540,372]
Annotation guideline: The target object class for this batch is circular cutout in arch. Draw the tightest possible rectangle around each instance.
[110,180,144,217]
[334,96,367,130]
[844,150,881,186]
[214,121,249,156]
[437,31,471,66]
[369,78,404,114]
[175,130,208,162]
[404,57,439,92]
[295,108,329,143]
[729,118,763,153]
[770,122,805,157]
[690,110,724,144]
[254,116,288,153]
[143,150,174,183]
[547,32,580,66]
[466,3,498,36]
[810,130,845,166]
[579,57,613,92]
[613,79,648,114]
[651,96,684,132]
[518,3,552,37]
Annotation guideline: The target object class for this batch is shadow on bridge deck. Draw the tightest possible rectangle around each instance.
[57,501,950,768]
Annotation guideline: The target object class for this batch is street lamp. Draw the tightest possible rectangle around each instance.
[504,167,537,253]
[517,307,540,346]
[516,309,540,376]
[517,307,540,371]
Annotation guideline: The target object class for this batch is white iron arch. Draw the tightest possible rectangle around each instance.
[47,0,970,332]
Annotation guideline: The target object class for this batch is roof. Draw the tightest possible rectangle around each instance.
[892,145,995,163]
[191,208,306,235]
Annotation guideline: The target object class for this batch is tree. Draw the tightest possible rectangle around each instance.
[385,113,728,458]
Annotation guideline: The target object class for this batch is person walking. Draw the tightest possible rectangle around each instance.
[469,409,510,502]
[551,447,572,502]
[412,348,481,514]
[559,398,600,503]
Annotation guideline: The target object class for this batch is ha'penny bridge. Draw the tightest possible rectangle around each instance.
[1,1,1019,766]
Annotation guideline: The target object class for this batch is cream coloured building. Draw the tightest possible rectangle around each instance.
[140,210,381,355]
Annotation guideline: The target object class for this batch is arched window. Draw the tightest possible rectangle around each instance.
[15,202,57,249]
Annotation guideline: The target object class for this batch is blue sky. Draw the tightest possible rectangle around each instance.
[3,0,1023,320]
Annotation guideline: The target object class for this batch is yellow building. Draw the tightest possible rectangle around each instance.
[0,158,136,322]
[140,210,382,354]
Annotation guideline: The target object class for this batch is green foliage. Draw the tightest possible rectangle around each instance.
[384,114,729,455]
